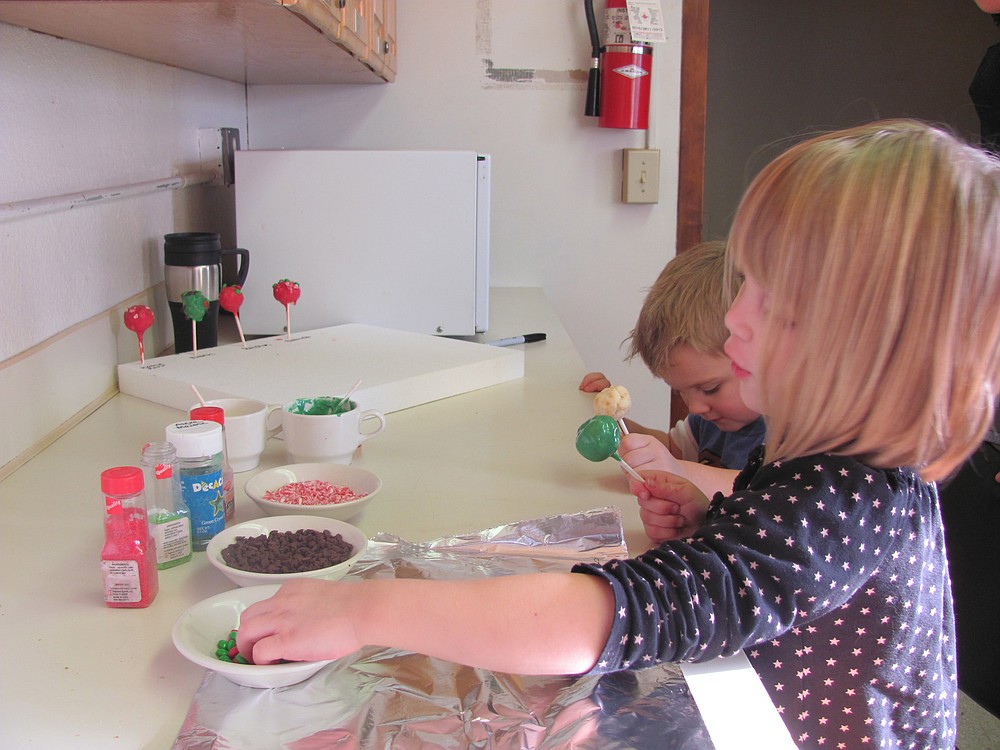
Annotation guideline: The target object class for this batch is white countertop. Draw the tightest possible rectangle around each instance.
[0,288,790,749]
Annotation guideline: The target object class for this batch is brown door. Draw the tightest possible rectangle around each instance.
[672,0,710,423]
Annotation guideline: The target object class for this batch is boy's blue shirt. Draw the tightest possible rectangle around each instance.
[687,414,766,470]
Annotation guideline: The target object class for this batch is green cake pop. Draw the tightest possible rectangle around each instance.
[181,290,208,322]
[181,290,209,353]
[575,415,644,482]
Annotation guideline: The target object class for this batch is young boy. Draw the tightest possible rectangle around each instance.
[581,242,764,500]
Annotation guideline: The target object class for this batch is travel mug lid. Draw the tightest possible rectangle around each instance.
[164,232,222,266]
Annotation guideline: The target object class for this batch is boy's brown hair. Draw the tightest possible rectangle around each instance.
[626,241,737,374]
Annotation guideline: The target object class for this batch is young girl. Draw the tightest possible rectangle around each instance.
[237,121,1000,749]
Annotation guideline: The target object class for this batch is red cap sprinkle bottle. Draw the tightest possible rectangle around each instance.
[100,466,159,608]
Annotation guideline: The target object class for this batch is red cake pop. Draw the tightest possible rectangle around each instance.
[272,279,301,339]
[219,284,247,348]
[123,304,154,364]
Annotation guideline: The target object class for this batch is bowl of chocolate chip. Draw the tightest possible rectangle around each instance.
[245,463,381,521]
[206,515,368,588]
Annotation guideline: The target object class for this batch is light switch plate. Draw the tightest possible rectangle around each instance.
[622,148,660,204]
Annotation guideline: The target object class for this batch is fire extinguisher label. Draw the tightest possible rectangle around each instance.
[626,1,667,44]
[613,64,649,80]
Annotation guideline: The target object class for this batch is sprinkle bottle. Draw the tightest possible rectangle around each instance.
[189,406,235,523]
[100,466,159,608]
[165,420,226,551]
[141,441,192,569]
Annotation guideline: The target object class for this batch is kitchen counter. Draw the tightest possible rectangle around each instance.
[0,289,790,749]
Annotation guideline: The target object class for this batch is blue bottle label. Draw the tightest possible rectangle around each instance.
[180,469,226,542]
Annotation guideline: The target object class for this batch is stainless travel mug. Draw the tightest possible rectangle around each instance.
[164,232,249,353]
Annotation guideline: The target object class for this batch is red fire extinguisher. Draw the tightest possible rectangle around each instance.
[584,0,653,130]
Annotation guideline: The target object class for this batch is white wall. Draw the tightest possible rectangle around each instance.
[0,23,246,362]
[245,0,683,427]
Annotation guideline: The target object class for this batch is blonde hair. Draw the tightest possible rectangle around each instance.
[728,119,1000,482]
[627,241,736,373]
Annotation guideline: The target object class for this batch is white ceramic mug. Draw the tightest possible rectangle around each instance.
[280,396,386,465]
[190,398,281,472]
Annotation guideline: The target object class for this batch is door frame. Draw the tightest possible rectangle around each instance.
[677,0,708,254]
[671,0,709,422]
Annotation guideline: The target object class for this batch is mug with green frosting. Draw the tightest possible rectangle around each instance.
[280,396,386,464]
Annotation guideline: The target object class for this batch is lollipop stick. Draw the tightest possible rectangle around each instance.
[191,384,208,407]
[618,418,629,435]
[339,379,362,408]
[137,336,145,365]
[234,314,247,348]
[191,320,198,353]
[614,454,644,483]
[285,305,292,340]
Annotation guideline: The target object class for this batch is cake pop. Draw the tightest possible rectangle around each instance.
[123,304,154,364]
[219,284,247,348]
[181,290,209,353]
[575,415,644,482]
[272,279,301,340]
[594,384,632,434]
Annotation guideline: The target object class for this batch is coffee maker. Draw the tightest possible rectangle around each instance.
[163,233,250,353]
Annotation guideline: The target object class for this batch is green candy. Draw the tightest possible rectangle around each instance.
[181,290,208,322]
[575,415,623,462]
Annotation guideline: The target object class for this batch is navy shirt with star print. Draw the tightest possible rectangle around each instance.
[573,446,957,750]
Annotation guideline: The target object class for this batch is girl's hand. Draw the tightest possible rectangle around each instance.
[579,372,612,392]
[236,578,365,665]
[632,470,710,543]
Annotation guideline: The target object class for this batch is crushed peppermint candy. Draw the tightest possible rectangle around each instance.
[263,480,366,506]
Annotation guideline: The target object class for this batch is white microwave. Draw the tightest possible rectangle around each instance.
[234,150,490,336]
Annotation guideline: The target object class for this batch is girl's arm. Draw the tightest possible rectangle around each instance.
[237,572,616,676]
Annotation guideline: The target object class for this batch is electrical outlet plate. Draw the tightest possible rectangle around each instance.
[622,148,660,204]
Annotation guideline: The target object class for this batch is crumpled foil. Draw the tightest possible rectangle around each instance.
[173,507,714,749]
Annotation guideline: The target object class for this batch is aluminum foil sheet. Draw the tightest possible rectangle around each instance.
[173,507,714,749]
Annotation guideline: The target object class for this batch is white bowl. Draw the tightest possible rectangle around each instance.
[206,515,368,588]
[245,463,382,521]
[172,584,332,688]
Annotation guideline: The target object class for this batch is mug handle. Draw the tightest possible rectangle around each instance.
[222,247,251,287]
[265,404,283,439]
[358,410,387,442]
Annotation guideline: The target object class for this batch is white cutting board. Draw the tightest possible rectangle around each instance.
[117,324,523,414]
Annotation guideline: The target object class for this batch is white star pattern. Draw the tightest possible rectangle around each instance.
[572,449,956,750]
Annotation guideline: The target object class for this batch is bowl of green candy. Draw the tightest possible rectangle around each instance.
[171,584,332,688]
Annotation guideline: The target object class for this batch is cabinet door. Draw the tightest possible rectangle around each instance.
[375,0,396,77]
[338,0,369,61]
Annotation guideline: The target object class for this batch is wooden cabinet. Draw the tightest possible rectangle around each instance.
[0,0,396,84]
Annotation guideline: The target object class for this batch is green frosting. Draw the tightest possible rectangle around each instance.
[288,397,355,416]
[181,290,208,322]
[575,415,622,462]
